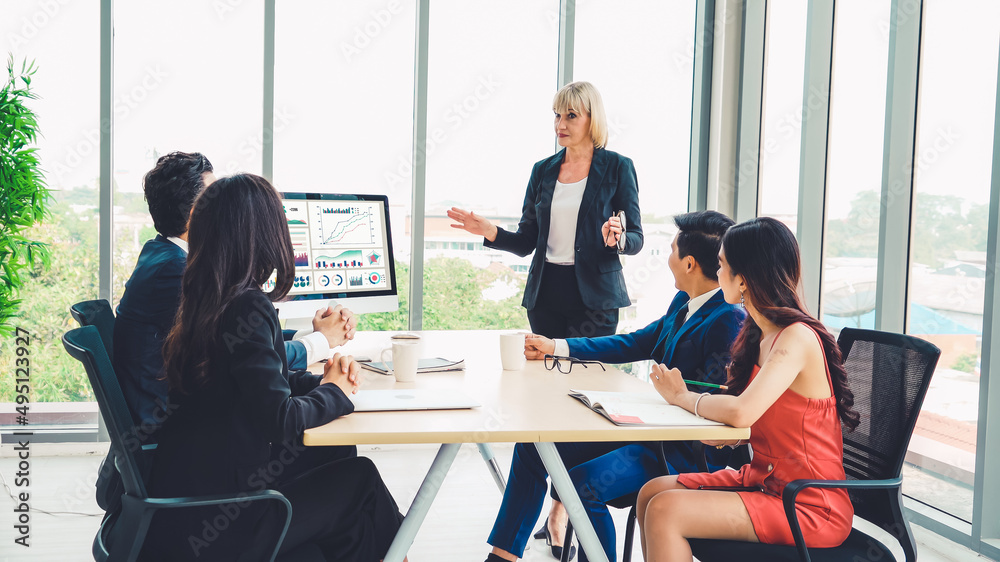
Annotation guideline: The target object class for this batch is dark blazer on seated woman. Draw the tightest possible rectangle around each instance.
[486,147,643,311]
[144,289,400,560]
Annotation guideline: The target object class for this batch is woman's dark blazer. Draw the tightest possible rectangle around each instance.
[145,289,353,556]
[485,147,643,311]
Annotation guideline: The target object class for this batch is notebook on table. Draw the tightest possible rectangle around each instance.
[360,357,465,375]
[569,389,726,427]
[349,388,480,412]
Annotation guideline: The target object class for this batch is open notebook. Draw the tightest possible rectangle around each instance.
[569,389,725,427]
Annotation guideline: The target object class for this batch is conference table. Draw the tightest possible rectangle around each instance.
[304,330,750,562]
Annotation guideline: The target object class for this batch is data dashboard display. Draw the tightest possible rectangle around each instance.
[277,194,395,298]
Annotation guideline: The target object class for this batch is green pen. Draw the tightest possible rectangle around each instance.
[683,379,729,391]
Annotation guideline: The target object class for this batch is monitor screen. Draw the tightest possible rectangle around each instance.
[274,193,399,318]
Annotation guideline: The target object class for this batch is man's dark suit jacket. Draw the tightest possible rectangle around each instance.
[485,148,643,311]
[144,289,353,558]
[568,289,746,472]
[113,234,310,428]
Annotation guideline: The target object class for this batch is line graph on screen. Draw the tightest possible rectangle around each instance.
[311,203,383,248]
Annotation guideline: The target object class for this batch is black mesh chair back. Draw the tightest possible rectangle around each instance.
[63,326,294,561]
[64,326,149,499]
[836,327,940,557]
[70,299,116,361]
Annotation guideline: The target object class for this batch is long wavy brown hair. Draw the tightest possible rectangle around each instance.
[162,173,295,395]
[723,217,860,431]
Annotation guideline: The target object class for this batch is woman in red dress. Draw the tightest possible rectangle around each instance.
[636,217,861,561]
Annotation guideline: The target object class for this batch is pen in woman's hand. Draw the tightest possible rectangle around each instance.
[682,379,728,391]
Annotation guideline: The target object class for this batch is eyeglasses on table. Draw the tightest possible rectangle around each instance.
[543,354,606,374]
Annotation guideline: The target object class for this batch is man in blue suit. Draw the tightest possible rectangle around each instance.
[487,211,744,562]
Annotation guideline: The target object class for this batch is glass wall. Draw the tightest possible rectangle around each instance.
[0,2,100,406]
[756,0,807,231]
[112,0,265,308]
[575,0,697,337]
[820,0,891,332]
[902,0,1000,523]
[273,0,416,330]
[420,0,556,330]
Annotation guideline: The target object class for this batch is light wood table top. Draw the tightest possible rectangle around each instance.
[304,330,749,446]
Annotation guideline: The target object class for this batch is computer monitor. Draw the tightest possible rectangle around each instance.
[273,193,399,320]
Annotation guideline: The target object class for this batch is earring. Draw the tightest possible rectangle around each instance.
[740,292,745,308]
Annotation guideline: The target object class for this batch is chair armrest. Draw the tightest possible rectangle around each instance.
[117,490,293,562]
[781,477,902,562]
[140,488,291,511]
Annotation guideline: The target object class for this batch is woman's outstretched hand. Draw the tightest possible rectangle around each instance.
[448,207,498,242]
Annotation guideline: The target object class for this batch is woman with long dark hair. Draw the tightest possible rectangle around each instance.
[146,173,403,561]
[635,217,859,561]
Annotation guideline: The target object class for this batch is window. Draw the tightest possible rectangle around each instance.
[273,0,416,330]
[820,0,891,332]
[0,2,100,408]
[575,0,697,334]
[901,0,1000,523]
[757,0,808,230]
[420,0,556,330]
[112,0,265,308]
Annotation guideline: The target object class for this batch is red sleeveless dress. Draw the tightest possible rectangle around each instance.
[677,324,854,547]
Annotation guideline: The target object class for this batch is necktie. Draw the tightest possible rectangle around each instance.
[666,302,690,345]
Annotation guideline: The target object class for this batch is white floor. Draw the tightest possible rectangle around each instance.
[0,443,993,561]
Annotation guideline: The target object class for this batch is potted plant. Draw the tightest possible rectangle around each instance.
[0,55,51,335]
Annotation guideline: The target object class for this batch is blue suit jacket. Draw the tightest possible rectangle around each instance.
[485,148,643,311]
[567,289,746,472]
[113,235,309,428]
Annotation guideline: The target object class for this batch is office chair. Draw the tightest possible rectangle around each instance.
[63,325,299,562]
[688,327,940,562]
[70,299,116,364]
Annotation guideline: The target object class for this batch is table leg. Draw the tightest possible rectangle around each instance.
[383,443,461,562]
[534,442,610,562]
[476,443,507,494]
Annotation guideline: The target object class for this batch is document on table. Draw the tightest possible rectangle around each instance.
[569,389,725,427]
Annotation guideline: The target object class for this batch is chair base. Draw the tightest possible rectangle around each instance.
[689,528,897,562]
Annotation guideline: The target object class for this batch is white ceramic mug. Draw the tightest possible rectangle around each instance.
[381,339,422,383]
[499,331,527,371]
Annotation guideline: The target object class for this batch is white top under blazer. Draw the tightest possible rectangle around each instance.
[545,176,588,265]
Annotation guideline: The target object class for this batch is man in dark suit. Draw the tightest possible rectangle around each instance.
[98,152,355,513]
[488,211,744,562]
